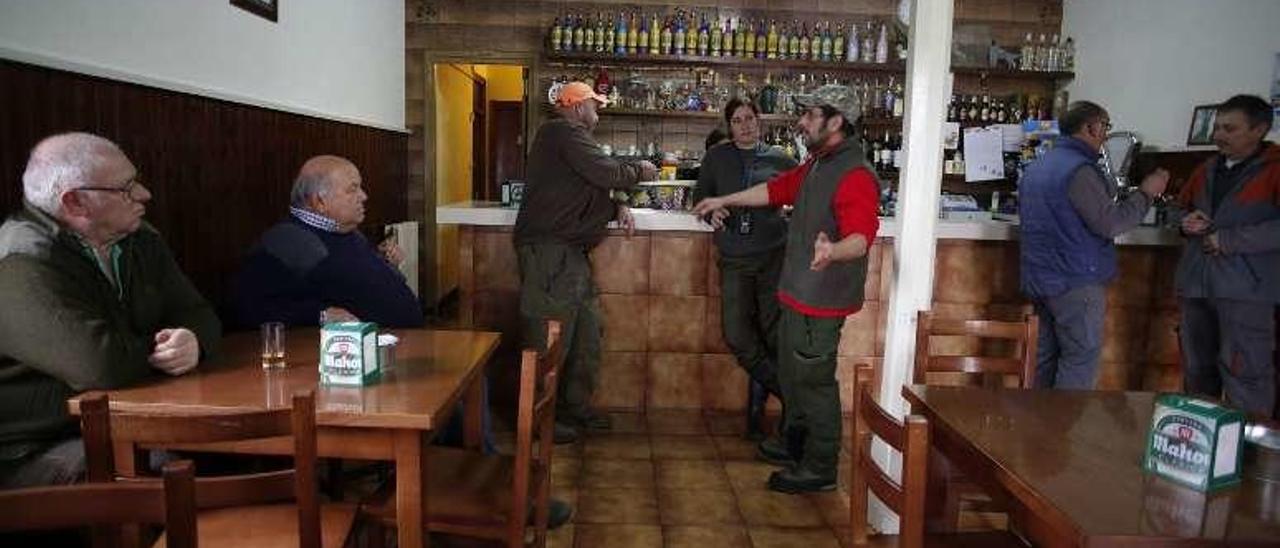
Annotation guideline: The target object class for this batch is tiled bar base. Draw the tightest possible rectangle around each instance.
[456,225,1184,415]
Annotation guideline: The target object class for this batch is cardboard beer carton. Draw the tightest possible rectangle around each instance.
[319,322,380,386]
[1143,394,1245,491]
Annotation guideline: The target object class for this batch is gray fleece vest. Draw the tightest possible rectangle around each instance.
[778,139,878,311]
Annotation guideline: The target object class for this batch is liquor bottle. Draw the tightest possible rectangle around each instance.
[615,13,627,55]
[550,17,563,51]
[755,19,767,59]
[660,17,673,55]
[797,22,810,60]
[892,133,903,170]
[733,18,746,57]
[766,20,779,59]
[673,12,686,56]
[814,22,824,62]
[638,14,651,55]
[777,23,790,60]
[572,14,585,51]
[788,20,801,59]
[875,22,888,63]
[687,12,699,54]
[1062,37,1075,71]
[697,14,710,56]
[595,67,611,97]
[649,14,661,54]
[710,16,723,56]
[833,23,845,62]
[744,19,757,58]
[995,97,1008,123]
[883,77,896,116]
[1019,33,1035,71]
[603,14,615,54]
[861,22,875,63]
[847,23,859,63]
[892,78,904,118]
[1035,34,1049,71]
[967,95,979,121]
[980,94,991,122]
[583,14,595,52]
[627,13,639,54]
[760,73,778,114]
[1047,34,1061,71]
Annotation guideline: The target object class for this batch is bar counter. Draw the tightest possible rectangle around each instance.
[442,201,1184,414]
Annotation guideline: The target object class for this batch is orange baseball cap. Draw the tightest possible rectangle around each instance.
[556,81,609,107]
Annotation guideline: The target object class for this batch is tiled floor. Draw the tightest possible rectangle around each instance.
[538,410,854,548]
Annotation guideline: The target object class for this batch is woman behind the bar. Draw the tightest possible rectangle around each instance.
[694,98,797,440]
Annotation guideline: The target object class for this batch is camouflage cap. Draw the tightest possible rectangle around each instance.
[792,84,861,122]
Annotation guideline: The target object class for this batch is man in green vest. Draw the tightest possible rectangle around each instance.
[693,85,881,493]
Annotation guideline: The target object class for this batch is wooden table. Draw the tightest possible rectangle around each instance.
[69,328,500,548]
[902,385,1280,547]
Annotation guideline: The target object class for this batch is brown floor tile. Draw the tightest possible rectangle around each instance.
[807,491,852,528]
[551,458,581,489]
[649,435,720,460]
[723,461,777,493]
[747,526,843,548]
[712,435,759,461]
[551,484,579,510]
[582,434,652,460]
[705,413,749,436]
[646,409,708,435]
[602,411,648,434]
[581,459,656,489]
[546,524,574,548]
[655,460,731,490]
[576,487,660,524]
[572,524,663,548]
[736,490,828,528]
[553,439,583,460]
[663,525,752,548]
[657,488,742,525]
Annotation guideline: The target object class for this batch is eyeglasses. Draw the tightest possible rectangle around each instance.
[78,177,145,202]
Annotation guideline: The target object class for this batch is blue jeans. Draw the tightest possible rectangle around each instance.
[1033,284,1106,389]
[1180,298,1276,416]
[0,438,85,489]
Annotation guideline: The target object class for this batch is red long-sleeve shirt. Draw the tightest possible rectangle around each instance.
[765,156,880,317]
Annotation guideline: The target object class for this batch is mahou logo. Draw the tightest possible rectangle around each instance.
[324,334,361,375]
[1152,415,1211,472]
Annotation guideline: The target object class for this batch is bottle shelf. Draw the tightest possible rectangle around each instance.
[595,107,793,122]
[545,51,1072,81]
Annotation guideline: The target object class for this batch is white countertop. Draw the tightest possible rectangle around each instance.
[438,201,1181,246]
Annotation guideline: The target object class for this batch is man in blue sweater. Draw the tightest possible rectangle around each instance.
[230,155,422,328]
[1019,102,1169,389]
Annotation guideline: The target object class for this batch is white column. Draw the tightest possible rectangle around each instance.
[869,0,953,533]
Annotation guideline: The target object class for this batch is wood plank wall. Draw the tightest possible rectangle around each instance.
[0,60,409,318]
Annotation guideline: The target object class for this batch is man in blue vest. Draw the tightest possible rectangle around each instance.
[1019,101,1169,389]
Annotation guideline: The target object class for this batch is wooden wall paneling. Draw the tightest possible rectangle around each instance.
[0,60,408,320]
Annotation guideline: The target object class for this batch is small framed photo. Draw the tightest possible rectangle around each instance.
[231,0,277,22]
[1186,104,1218,146]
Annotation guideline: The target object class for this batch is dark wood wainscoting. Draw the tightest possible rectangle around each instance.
[0,60,408,319]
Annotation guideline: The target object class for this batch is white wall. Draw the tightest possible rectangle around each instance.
[1064,0,1280,149]
[0,0,405,131]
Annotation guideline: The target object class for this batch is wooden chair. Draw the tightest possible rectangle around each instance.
[848,364,1025,548]
[0,459,197,548]
[364,319,565,547]
[913,310,1039,389]
[82,390,358,548]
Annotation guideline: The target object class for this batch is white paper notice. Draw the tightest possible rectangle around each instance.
[997,124,1024,152]
[963,126,1005,182]
[943,122,961,150]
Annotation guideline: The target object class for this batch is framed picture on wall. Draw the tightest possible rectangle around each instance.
[1186,104,1218,146]
[231,0,277,22]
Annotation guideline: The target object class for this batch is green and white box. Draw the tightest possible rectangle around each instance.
[1143,394,1245,492]
[319,322,380,386]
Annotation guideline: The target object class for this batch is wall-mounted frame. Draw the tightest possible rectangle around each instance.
[231,0,277,23]
[1186,104,1218,146]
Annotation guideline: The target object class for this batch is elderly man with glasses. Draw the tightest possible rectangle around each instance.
[0,132,221,489]
[1018,101,1169,389]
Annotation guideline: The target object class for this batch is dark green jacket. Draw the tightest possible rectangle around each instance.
[693,142,797,257]
[0,202,220,448]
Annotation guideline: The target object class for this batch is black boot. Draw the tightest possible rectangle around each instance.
[745,380,768,441]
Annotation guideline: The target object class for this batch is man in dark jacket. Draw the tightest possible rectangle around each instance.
[0,133,221,489]
[1018,101,1168,389]
[1175,94,1280,416]
[693,85,881,493]
[515,81,656,442]
[230,155,423,329]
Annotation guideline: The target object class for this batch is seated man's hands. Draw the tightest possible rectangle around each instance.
[322,307,359,324]
[149,328,200,376]
[378,238,405,268]
[691,197,731,230]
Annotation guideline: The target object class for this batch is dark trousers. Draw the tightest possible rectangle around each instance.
[517,242,602,425]
[718,248,784,394]
[1180,297,1276,416]
[778,308,845,476]
[1032,284,1106,389]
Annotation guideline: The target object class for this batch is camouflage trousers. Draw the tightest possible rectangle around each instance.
[517,242,603,426]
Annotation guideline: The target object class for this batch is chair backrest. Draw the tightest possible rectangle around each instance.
[849,364,929,548]
[81,389,321,548]
[509,319,564,548]
[912,310,1039,388]
[0,459,198,548]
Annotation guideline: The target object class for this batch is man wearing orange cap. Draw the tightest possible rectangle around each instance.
[515,81,657,443]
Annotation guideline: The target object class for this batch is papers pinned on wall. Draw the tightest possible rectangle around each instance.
[963,126,1005,182]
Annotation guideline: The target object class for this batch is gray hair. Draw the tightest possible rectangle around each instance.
[22,133,121,215]
[290,169,332,207]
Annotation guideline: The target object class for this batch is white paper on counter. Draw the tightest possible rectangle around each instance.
[963,126,1005,182]
[997,124,1024,152]
[943,122,960,150]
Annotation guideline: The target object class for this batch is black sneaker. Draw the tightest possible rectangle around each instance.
[545,498,574,529]
[756,437,797,467]
[553,422,579,445]
[767,466,836,494]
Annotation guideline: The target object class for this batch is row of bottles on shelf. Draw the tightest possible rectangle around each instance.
[548,9,900,64]
[1019,33,1074,72]
[948,93,1051,125]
